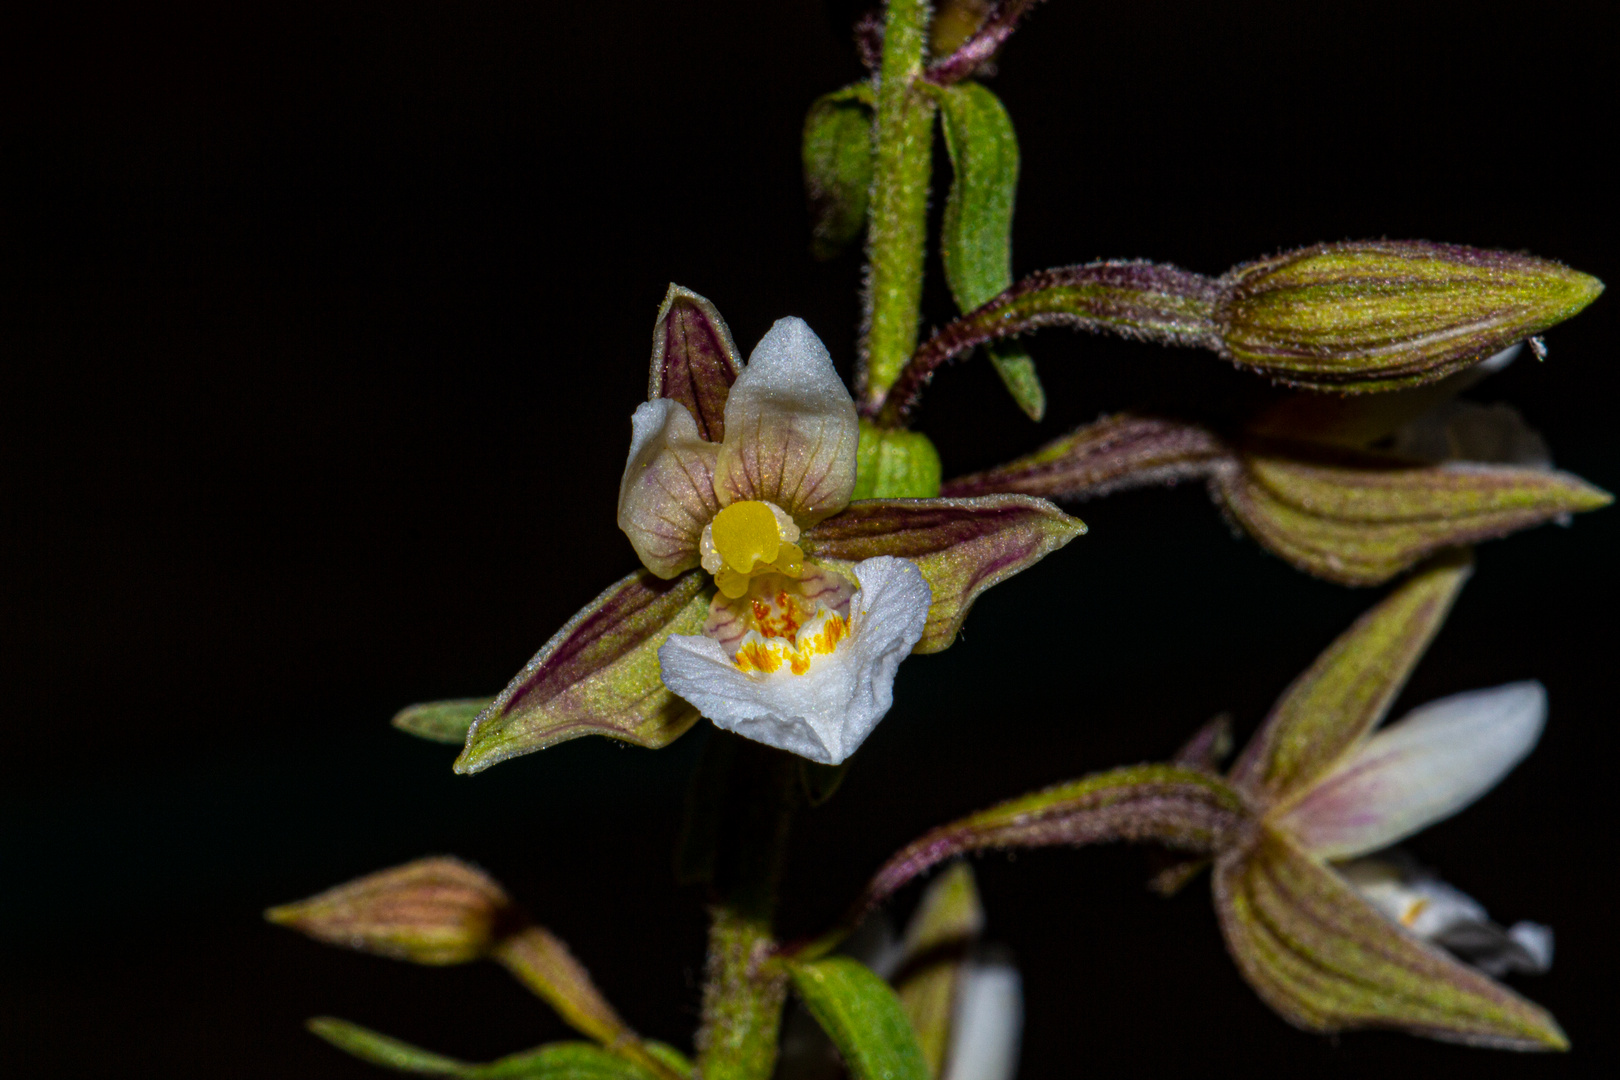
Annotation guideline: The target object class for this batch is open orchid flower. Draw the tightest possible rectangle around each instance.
[621,315,930,764]
[1211,554,1568,1049]
[446,286,1085,772]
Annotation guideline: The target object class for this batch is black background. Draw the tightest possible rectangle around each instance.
[3,1,1616,1076]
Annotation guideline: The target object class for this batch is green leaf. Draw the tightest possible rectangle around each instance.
[1214,831,1566,1049]
[803,82,876,260]
[934,80,1044,421]
[307,1019,669,1078]
[802,495,1085,653]
[392,698,495,744]
[1217,448,1611,586]
[1228,554,1471,804]
[308,1017,470,1074]
[789,958,931,1080]
[455,570,710,773]
[852,421,943,499]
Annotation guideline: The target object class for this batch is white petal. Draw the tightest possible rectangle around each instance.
[656,557,930,764]
[714,317,859,526]
[1276,682,1546,860]
[617,399,720,577]
[1506,923,1555,972]
[942,958,1022,1080]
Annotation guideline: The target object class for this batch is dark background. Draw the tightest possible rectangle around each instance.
[3,1,1615,1075]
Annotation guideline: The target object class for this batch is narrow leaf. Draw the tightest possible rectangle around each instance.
[307,1017,470,1075]
[790,958,931,1080]
[1213,832,1566,1049]
[802,495,1085,653]
[307,1020,673,1079]
[1228,554,1471,804]
[934,80,1044,421]
[1216,450,1608,587]
[804,82,876,260]
[393,697,495,744]
[941,414,1230,500]
[853,421,944,499]
[648,285,740,443]
[456,570,710,773]
[494,927,639,1051]
[879,261,1220,423]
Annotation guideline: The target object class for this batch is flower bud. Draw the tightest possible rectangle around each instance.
[1216,241,1603,390]
[265,856,517,965]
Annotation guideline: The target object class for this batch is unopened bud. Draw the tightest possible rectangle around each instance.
[265,856,517,965]
[853,421,943,499]
[1216,241,1603,391]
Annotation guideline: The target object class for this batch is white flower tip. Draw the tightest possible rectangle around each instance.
[1277,681,1547,860]
[943,958,1023,1080]
[1507,922,1555,972]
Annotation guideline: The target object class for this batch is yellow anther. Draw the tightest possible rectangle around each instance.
[710,501,783,575]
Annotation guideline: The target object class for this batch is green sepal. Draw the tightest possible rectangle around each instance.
[803,82,876,260]
[1214,832,1566,1049]
[1228,554,1471,804]
[1218,448,1611,586]
[456,570,710,774]
[789,958,931,1080]
[392,697,495,744]
[852,421,943,499]
[306,1019,668,1079]
[932,80,1045,420]
[802,495,1084,653]
[894,863,984,1076]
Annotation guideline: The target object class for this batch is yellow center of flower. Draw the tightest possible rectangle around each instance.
[705,500,804,599]
[735,606,849,676]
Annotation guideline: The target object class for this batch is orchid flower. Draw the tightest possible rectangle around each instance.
[446,287,1085,771]
[1210,554,1567,1048]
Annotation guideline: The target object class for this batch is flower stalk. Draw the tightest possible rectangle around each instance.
[695,741,801,1080]
[860,0,938,409]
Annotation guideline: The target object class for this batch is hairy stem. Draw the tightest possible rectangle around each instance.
[860,0,937,411]
[694,741,799,1080]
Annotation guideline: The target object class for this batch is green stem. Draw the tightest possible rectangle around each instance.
[694,741,799,1080]
[859,0,936,413]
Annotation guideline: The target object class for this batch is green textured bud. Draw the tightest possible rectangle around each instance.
[266,857,516,965]
[852,421,943,498]
[1216,241,1604,391]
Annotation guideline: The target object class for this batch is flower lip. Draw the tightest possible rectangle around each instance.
[657,555,931,764]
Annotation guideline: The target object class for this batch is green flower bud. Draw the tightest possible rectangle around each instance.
[1215,241,1603,391]
[265,857,517,965]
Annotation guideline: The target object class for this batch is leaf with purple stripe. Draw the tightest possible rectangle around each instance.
[801,495,1084,653]
[455,570,710,773]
